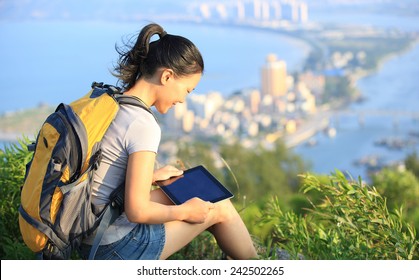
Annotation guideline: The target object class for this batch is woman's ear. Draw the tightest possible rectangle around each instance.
[161,69,174,85]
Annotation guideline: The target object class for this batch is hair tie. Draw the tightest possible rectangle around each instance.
[160,31,167,39]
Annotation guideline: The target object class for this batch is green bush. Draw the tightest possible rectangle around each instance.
[0,138,35,259]
[260,171,419,260]
[405,151,419,179]
[2,139,418,260]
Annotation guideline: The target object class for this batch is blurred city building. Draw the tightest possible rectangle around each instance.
[162,52,320,148]
[197,0,309,24]
[261,53,288,97]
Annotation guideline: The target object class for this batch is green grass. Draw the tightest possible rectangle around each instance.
[1,140,418,260]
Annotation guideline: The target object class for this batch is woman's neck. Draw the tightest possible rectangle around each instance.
[123,78,155,108]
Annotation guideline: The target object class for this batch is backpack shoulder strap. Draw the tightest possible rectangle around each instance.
[91,81,158,122]
[88,182,125,260]
[115,95,157,122]
[88,202,121,259]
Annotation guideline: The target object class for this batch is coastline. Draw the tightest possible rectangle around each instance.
[0,105,52,143]
[352,38,419,86]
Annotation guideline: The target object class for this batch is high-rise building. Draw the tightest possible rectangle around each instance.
[236,0,256,21]
[165,100,187,132]
[261,53,288,97]
[253,0,262,19]
[249,89,261,114]
[298,2,308,23]
[281,0,299,22]
[237,0,246,20]
[182,110,195,133]
[260,1,270,20]
[271,1,282,20]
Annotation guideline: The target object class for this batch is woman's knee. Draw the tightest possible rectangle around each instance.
[211,199,238,224]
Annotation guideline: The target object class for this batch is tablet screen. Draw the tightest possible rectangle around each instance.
[156,165,234,205]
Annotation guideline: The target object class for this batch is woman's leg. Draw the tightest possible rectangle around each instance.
[205,200,257,260]
[159,198,257,260]
[150,187,174,205]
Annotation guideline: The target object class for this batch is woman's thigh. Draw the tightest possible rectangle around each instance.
[159,199,235,259]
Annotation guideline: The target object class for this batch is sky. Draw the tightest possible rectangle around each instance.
[0,0,418,22]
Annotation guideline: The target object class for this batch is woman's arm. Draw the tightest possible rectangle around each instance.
[124,151,214,224]
[152,165,184,183]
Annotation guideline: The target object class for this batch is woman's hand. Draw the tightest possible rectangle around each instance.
[153,165,183,183]
[181,197,215,224]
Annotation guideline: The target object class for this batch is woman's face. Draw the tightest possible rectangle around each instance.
[155,71,202,114]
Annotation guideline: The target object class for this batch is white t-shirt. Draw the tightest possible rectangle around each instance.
[85,103,161,245]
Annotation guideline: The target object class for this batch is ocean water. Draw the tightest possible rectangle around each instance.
[0,20,309,113]
[0,20,309,152]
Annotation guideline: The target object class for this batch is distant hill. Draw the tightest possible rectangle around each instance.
[0,105,54,141]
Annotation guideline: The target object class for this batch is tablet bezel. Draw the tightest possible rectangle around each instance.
[155,165,234,205]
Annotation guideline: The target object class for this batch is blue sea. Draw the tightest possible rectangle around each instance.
[0,20,309,113]
[0,19,309,152]
[1,13,419,181]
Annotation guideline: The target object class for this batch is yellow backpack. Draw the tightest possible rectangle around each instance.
[18,82,153,259]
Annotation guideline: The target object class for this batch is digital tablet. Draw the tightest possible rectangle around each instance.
[155,165,234,205]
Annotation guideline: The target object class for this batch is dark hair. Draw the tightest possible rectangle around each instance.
[113,23,204,91]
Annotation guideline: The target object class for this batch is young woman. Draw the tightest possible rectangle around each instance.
[81,23,257,260]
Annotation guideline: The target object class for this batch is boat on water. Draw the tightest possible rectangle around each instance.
[325,127,336,138]
[374,137,417,150]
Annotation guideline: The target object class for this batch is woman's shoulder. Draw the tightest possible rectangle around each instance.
[117,104,158,126]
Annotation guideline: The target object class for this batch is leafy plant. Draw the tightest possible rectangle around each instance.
[0,138,35,259]
[260,171,419,260]
[2,138,418,260]
[371,168,419,215]
[405,151,419,179]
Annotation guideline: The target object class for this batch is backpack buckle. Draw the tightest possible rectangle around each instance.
[91,149,102,170]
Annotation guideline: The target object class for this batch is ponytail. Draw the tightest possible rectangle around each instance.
[113,23,204,91]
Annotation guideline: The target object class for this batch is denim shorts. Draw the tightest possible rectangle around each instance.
[81,223,166,260]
